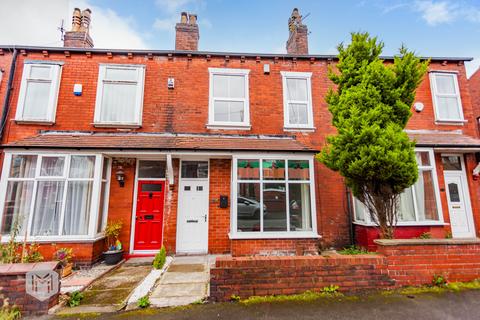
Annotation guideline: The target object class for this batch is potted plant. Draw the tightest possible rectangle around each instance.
[103,220,123,265]
[54,247,74,278]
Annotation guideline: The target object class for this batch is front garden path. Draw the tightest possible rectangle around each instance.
[149,255,217,307]
[57,257,153,315]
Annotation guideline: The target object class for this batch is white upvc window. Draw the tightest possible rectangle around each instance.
[429,72,464,123]
[354,149,444,226]
[231,155,318,239]
[208,68,250,128]
[281,71,314,130]
[15,62,63,123]
[94,64,145,127]
[0,152,112,241]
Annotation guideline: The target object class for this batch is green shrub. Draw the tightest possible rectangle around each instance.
[0,298,21,320]
[230,294,241,302]
[68,291,84,307]
[152,246,166,270]
[432,274,447,287]
[419,232,432,239]
[137,295,150,308]
[337,245,372,255]
[321,285,339,294]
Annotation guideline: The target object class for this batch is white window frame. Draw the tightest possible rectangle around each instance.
[429,71,465,123]
[281,71,314,130]
[95,157,112,236]
[353,148,445,226]
[207,68,251,129]
[15,61,63,123]
[0,151,111,242]
[230,154,319,239]
[94,64,145,127]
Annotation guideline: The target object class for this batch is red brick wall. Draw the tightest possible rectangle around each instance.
[36,240,104,266]
[468,68,480,136]
[163,159,179,254]
[0,262,59,316]
[210,254,391,301]
[208,159,231,254]
[231,238,318,256]
[377,240,480,286]
[211,240,480,301]
[1,50,478,253]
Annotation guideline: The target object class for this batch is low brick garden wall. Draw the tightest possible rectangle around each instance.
[0,262,60,316]
[210,238,480,301]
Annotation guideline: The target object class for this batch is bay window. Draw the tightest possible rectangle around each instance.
[0,153,111,240]
[15,61,62,123]
[232,156,317,238]
[353,149,443,225]
[208,68,250,128]
[429,72,464,123]
[94,64,145,126]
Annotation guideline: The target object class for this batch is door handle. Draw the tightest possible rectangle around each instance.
[204,214,207,222]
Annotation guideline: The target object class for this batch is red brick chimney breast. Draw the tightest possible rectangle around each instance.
[286,8,308,55]
[175,12,199,51]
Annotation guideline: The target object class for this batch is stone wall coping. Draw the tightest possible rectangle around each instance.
[374,238,480,246]
[0,261,59,275]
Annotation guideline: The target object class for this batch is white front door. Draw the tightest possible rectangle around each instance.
[442,155,475,238]
[176,161,209,253]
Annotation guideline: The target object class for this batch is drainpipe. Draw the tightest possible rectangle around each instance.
[166,154,174,185]
[0,47,18,141]
[345,185,355,246]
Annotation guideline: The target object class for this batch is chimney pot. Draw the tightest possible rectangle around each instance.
[64,7,94,48]
[180,12,188,24]
[189,14,197,25]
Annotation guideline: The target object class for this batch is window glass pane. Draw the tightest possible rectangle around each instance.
[69,156,95,178]
[213,75,228,97]
[1,181,34,235]
[354,198,366,221]
[40,156,65,176]
[141,184,162,192]
[398,187,415,221]
[9,155,37,178]
[288,103,308,125]
[229,75,245,98]
[436,96,460,120]
[263,183,287,231]
[22,81,50,120]
[105,68,137,81]
[288,160,310,180]
[415,152,431,167]
[31,181,64,236]
[237,159,260,180]
[442,156,462,171]
[29,65,51,79]
[286,78,308,101]
[288,183,312,231]
[138,160,166,178]
[97,181,108,233]
[415,170,439,221]
[237,183,261,232]
[435,74,456,94]
[181,161,208,178]
[448,183,461,202]
[213,101,244,122]
[263,160,285,180]
[63,181,93,235]
[102,158,110,180]
[100,83,137,123]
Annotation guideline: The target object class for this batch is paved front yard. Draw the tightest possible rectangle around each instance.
[51,289,480,320]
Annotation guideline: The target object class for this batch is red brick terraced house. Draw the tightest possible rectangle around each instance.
[1,8,480,264]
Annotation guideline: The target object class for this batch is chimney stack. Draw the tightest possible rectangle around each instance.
[64,8,94,48]
[175,12,199,51]
[286,8,308,55]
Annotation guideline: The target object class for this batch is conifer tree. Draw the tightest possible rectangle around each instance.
[318,32,429,239]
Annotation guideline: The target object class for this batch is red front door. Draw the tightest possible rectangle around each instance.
[134,181,165,251]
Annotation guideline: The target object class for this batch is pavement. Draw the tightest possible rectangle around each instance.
[51,289,480,320]
[149,255,216,308]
